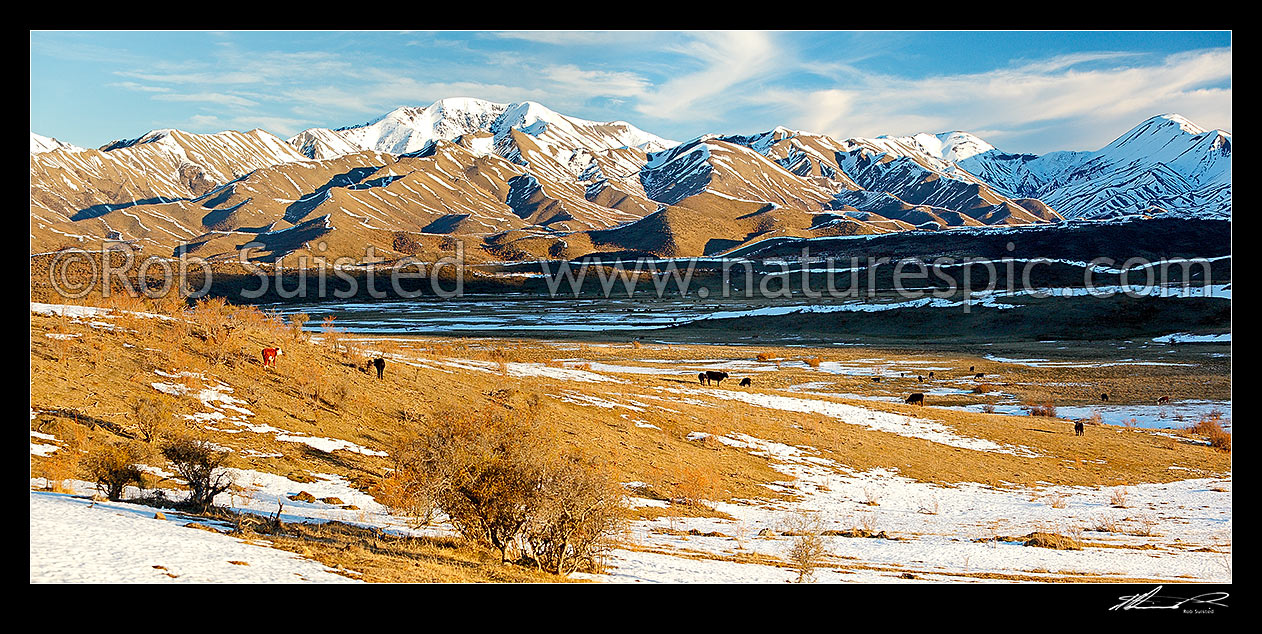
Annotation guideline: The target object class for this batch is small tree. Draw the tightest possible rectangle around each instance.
[83,441,148,501]
[162,436,234,511]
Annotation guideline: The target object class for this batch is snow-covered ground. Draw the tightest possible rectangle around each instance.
[597,433,1232,584]
[30,489,358,583]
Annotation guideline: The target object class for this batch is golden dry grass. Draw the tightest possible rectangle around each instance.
[29,296,1232,581]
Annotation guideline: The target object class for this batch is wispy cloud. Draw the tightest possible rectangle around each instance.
[754,48,1232,153]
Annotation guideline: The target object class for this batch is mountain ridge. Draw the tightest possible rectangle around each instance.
[29,103,1230,263]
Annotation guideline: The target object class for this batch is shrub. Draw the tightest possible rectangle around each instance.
[804,357,822,368]
[288,313,310,342]
[83,441,148,501]
[1027,403,1057,417]
[131,396,173,443]
[671,465,716,508]
[1109,487,1128,508]
[525,453,626,575]
[1184,412,1231,453]
[161,436,235,511]
[389,406,554,562]
[781,510,828,583]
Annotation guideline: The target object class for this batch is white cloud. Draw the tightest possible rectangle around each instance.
[756,48,1232,153]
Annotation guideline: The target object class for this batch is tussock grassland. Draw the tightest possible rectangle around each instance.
[30,295,1230,581]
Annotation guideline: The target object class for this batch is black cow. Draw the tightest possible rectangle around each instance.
[917,375,924,383]
[739,377,752,387]
[1100,393,1109,402]
[698,372,709,385]
[905,393,925,406]
[928,371,935,379]
[974,373,985,380]
[872,376,881,382]
[704,370,729,386]
[970,365,975,372]
[1157,396,1171,405]
[369,357,386,379]
[1074,421,1085,436]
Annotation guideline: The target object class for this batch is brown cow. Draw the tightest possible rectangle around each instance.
[261,347,283,368]
[368,357,386,379]
[905,393,925,406]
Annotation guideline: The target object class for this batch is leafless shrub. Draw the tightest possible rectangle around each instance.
[161,436,235,511]
[1183,411,1231,453]
[1027,403,1057,417]
[131,395,173,443]
[780,510,828,583]
[1109,487,1129,508]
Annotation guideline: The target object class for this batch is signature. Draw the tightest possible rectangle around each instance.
[1110,586,1229,611]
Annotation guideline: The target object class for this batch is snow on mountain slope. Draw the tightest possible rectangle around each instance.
[287,98,677,164]
[960,114,1231,219]
[31,132,85,154]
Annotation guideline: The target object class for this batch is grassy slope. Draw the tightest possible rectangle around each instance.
[29,297,1231,581]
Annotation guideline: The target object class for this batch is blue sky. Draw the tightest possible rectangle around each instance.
[30,30,1231,155]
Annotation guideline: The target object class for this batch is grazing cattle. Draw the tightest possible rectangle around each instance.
[698,372,709,385]
[928,371,934,379]
[370,357,386,379]
[1100,393,1109,402]
[1157,396,1171,405]
[872,376,881,383]
[739,377,752,387]
[974,373,985,380]
[261,347,283,368]
[970,366,975,372]
[905,393,925,406]
[704,370,729,386]
[917,375,924,383]
[1074,421,1085,436]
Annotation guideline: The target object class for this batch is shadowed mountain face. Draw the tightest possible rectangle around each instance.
[30,100,1228,263]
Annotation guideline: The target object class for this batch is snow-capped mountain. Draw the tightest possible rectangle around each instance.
[29,104,1229,262]
[287,97,677,161]
[31,132,85,154]
[960,114,1231,219]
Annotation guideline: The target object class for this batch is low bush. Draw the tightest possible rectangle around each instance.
[83,441,148,501]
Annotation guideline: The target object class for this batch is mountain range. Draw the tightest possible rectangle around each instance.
[29,98,1231,263]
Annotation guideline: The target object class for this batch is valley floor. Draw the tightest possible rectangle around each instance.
[29,301,1232,583]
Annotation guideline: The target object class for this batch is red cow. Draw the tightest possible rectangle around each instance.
[262,347,283,368]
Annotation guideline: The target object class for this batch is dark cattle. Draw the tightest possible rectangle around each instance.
[928,371,934,379]
[1074,421,1085,436]
[872,377,881,383]
[970,366,975,372]
[905,393,925,406]
[1157,396,1171,405]
[739,377,752,387]
[974,373,985,380]
[918,375,924,383]
[370,357,386,379]
[1100,393,1109,402]
[698,372,709,385]
[704,370,729,386]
